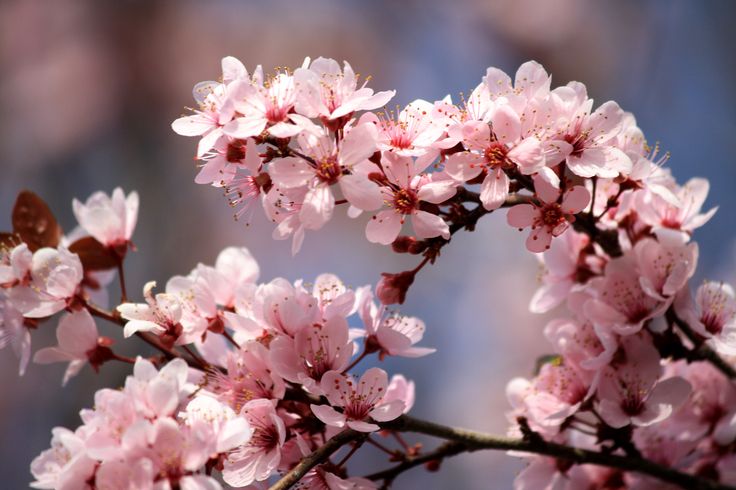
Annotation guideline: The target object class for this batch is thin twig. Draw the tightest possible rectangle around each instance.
[269,429,366,490]
[365,441,466,486]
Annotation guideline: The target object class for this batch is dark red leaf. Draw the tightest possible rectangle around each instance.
[11,191,62,252]
[69,236,118,271]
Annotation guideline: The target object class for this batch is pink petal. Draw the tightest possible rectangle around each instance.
[479,169,509,210]
[370,400,405,422]
[366,210,403,245]
[561,186,591,214]
[339,175,383,211]
[490,104,521,145]
[411,210,449,239]
[269,157,313,188]
[311,404,347,428]
[507,204,536,229]
[347,420,380,432]
[526,227,553,253]
[300,184,335,230]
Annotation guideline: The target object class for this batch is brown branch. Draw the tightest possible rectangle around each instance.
[374,415,734,490]
[365,441,466,487]
[269,429,366,490]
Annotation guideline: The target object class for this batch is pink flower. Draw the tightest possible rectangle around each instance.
[34,309,107,385]
[171,57,250,157]
[677,281,736,356]
[294,57,395,121]
[228,71,301,139]
[270,316,354,393]
[553,95,633,178]
[117,281,184,345]
[0,242,32,287]
[529,229,597,313]
[309,274,357,321]
[384,374,416,414]
[356,286,434,358]
[507,361,591,435]
[195,137,262,187]
[0,294,31,375]
[262,185,308,255]
[206,341,286,409]
[223,399,286,487]
[8,246,83,318]
[366,153,456,245]
[444,110,545,210]
[543,317,617,372]
[635,233,698,301]
[124,357,192,419]
[596,334,691,428]
[269,123,382,230]
[72,188,138,248]
[311,367,405,432]
[298,467,378,490]
[637,177,718,235]
[507,176,590,253]
[361,99,445,157]
[30,427,96,490]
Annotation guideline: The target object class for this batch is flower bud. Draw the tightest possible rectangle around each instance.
[376,270,416,305]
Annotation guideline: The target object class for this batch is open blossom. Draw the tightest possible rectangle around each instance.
[117,281,184,345]
[362,99,445,157]
[269,316,354,393]
[311,368,405,432]
[294,57,395,121]
[72,187,138,248]
[33,309,106,385]
[0,242,32,287]
[596,334,691,428]
[196,137,262,187]
[507,176,590,253]
[637,177,717,235]
[444,108,545,210]
[7,246,83,318]
[223,399,286,487]
[677,281,736,356]
[30,427,96,490]
[356,286,434,358]
[269,123,382,230]
[365,153,456,244]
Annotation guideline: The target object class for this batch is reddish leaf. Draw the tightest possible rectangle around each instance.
[0,232,20,250]
[69,236,118,271]
[11,191,62,252]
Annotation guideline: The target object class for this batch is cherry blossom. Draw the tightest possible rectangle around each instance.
[311,368,405,432]
[677,281,736,356]
[117,281,184,345]
[72,187,138,248]
[507,177,590,253]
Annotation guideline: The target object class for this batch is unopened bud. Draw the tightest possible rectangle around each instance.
[376,270,416,305]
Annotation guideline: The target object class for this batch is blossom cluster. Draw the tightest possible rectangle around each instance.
[1,189,425,489]
[4,57,736,489]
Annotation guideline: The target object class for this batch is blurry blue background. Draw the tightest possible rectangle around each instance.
[1,0,735,488]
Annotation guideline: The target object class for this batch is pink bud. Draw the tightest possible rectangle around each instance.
[376,271,416,305]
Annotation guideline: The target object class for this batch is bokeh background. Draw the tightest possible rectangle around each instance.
[2,0,735,488]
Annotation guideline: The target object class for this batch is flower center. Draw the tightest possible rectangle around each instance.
[315,157,342,184]
[226,140,247,163]
[540,203,564,227]
[484,142,509,169]
[392,188,418,215]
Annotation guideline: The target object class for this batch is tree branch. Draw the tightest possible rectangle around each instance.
[375,415,734,490]
[365,441,467,487]
[269,429,366,490]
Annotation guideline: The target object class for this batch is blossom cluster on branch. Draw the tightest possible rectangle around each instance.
[2,56,736,489]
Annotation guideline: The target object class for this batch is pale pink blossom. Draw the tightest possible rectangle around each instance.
[507,177,590,253]
[124,357,192,419]
[543,317,617,372]
[365,153,456,244]
[356,286,434,358]
[635,233,698,301]
[72,188,138,248]
[384,374,416,414]
[507,361,591,435]
[223,399,286,487]
[270,316,354,392]
[30,427,96,490]
[195,137,262,187]
[117,281,184,344]
[8,246,83,318]
[311,368,405,432]
[596,334,691,428]
[529,229,596,313]
[34,309,104,385]
[206,341,286,410]
[262,185,308,255]
[294,57,395,121]
[269,123,382,229]
[228,71,301,139]
[0,242,32,287]
[637,177,717,235]
[362,99,445,157]
[677,281,736,356]
[0,294,31,375]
